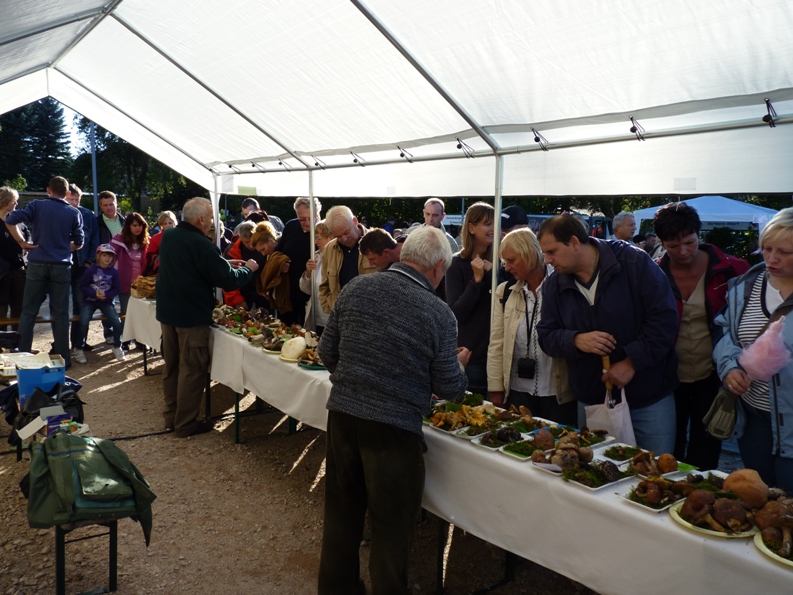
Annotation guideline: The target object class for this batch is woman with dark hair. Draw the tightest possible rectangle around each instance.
[111,212,150,334]
[446,201,495,393]
[654,202,749,469]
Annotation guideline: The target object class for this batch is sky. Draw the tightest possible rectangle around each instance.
[61,104,84,157]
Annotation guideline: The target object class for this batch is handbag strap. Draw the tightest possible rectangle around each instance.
[759,273,793,336]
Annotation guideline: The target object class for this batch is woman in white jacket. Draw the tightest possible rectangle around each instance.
[487,228,577,425]
[300,221,334,333]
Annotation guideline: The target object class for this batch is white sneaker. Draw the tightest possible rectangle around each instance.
[113,346,126,361]
[105,337,114,345]
[71,348,87,364]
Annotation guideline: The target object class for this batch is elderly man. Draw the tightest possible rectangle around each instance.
[612,211,637,242]
[6,176,84,368]
[317,225,470,595]
[65,184,99,363]
[319,205,377,313]
[359,228,404,271]
[536,215,679,454]
[157,198,259,437]
[274,197,321,325]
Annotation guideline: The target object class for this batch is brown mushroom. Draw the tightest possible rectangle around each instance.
[755,500,792,531]
[712,498,753,533]
[723,469,769,509]
[681,490,724,532]
[578,446,594,463]
[657,453,679,474]
[771,515,793,558]
[533,429,555,451]
[761,526,783,547]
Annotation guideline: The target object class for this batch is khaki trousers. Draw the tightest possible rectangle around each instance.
[161,323,210,437]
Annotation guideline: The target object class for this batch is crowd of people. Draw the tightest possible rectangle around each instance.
[5,181,793,593]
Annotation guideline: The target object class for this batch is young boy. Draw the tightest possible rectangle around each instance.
[76,244,125,362]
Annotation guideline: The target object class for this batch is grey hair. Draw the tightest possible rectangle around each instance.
[325,205,355,229]
[236,220,256,240]
[293,196,322,215]
[400,225,452,273]
[424,197,445,212]
[183,197,212,223]
[0,187,19,210]
[613,211,634,228]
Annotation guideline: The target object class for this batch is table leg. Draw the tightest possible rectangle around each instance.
[436,517,447,595]
[204,376,211,421]
[16,440,21,462]
[287,416,297,435]
[55,525,66,595]
[470,550,519,594]
[234,392,241,445]
[143,347,148,376]
[109,520,117,592]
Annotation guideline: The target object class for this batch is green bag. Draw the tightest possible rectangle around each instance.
[702,387,739,441]
[28,434,156,545]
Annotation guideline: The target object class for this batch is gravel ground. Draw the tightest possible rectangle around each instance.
[0,318,746,595]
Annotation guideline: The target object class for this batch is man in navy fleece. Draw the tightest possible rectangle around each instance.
[5,176,84,368]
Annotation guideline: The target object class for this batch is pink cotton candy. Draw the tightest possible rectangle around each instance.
[738,317,792,381]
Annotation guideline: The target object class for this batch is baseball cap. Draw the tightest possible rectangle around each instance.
[501,205,528,231]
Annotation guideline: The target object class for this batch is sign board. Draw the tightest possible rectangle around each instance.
[700,221,757,231]
[442,214,463,226]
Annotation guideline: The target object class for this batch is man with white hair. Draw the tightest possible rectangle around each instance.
[612,211,637,242]
[157,198,260,438]
[319,205,377,313]
[317,225,470,595]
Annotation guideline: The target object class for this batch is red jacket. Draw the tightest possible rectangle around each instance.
[222,238,247,307]
[144,230,165,275]
[658,243,750,332]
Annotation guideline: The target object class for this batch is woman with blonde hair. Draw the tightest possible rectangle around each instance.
[714,207,793,491]
[487,228,576,423]
[446,201,495,393]
[144,210,177,275]
[0,187,26,329]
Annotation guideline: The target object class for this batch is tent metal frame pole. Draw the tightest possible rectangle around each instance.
[490,155,504,328]
[0,7,105,49]
[111,13,313,170]
[213,174,223,302]
[350,0,500,154]
[0,63,53,88]
[53,68,213,174]
[308,171,317,332]
[213,113,792,176]
[49,0,126,69]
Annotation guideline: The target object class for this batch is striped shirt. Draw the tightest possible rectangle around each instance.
[737,274,783,411]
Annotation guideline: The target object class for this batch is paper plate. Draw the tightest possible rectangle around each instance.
[279,354,300,362]
[669,500,758,539]
[262,348,282,355]
[754,533,793,568]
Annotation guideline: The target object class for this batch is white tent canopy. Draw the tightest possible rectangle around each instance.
[2,0,793,200]
[634,196,780,232]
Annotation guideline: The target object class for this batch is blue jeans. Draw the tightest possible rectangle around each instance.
[738,401,793,493]
[579,392,676,454]
[118,292,130,336]
[80,302,122,348]
[18,263,71,366]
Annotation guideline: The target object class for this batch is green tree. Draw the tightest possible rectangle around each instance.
[26,98,71,190]
[0,104,35,189]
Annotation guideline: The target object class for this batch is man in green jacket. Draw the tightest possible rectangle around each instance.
[156,198,259,437]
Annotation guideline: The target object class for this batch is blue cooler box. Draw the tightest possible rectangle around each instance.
[17,356,66,406]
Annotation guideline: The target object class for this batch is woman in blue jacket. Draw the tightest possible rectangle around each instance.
[714,207,793,491]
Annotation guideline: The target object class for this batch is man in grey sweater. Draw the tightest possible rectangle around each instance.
[317,225,470,595]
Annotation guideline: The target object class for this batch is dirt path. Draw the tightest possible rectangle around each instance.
[1,322,596,594]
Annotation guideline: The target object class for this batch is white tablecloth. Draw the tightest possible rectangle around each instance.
[123,297,791,593]
[122,297,161,347]
[209,328,331,431]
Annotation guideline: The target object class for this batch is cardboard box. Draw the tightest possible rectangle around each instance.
[17,355,66,406]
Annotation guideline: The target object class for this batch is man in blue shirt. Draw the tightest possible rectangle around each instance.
[66,184,99,363]
[6,176,84,368]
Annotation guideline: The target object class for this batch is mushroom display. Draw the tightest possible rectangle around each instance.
[680,489,724,532]
[711,498,754,533]
[771,515,793,559]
